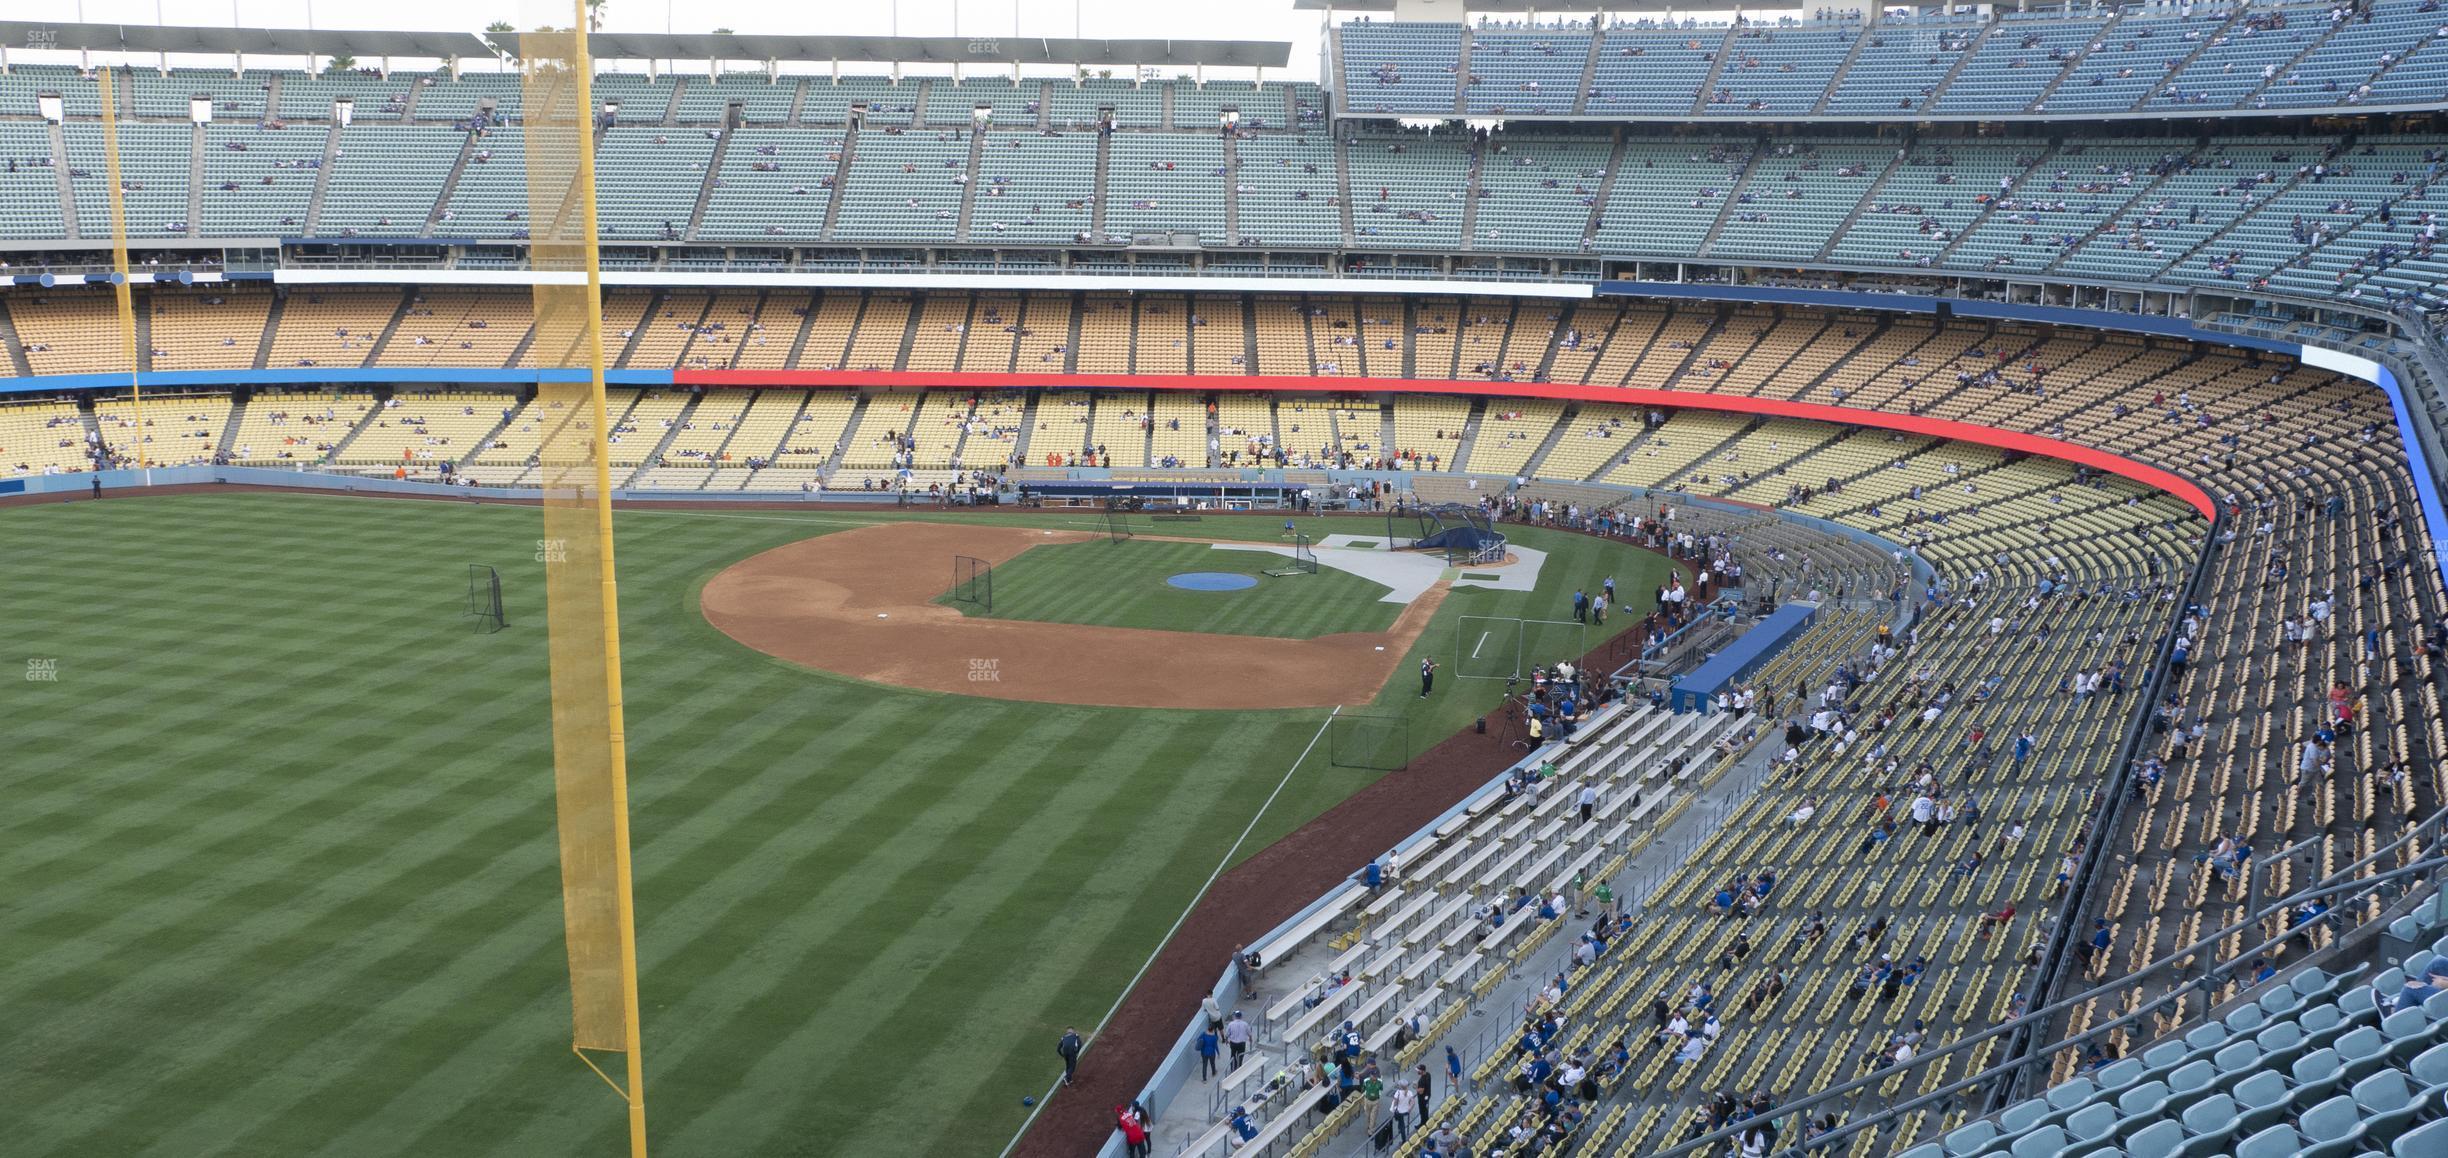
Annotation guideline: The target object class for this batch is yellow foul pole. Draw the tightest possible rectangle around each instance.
[523,5,647,1155]
[96,67,145,475]
[571,17,652,1156]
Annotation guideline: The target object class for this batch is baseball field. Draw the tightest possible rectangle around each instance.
[0,490,1672,1157]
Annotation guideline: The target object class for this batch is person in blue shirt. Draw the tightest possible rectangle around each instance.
[1229,1105,1258,1143]
[2079,919,2113,969]
[1197,1025,1220,1079]
[2251,957,2277,985]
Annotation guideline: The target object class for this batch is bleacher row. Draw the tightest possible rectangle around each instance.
[2,114,2447,301]
[1337,5,2448,119]
[1201,706,1741,1158]
[0,292,2411,498]
[1195,613,1898,1158]
[0,64,1321,130]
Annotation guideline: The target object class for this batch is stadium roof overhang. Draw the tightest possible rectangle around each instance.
[486,31,1292,68]
[0,20,488,59]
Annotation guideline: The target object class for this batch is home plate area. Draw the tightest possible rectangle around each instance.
[1214,535,1547,603]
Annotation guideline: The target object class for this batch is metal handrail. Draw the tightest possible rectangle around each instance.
[2001,506,2228,1106]
[1626,801,2448,1158]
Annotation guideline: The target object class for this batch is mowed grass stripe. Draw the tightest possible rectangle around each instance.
[0,666,543,932]
[0,493,1674,1157]
[899,711,1319,1154]
[840,718,1274,1158]
[650,710,1138,1148]
[680,712,1253,1155]
[8,696,553,1143]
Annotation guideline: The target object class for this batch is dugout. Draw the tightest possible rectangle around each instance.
[1668,601,1817,713]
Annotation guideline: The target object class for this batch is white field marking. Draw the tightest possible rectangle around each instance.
[1472,629,1493,660]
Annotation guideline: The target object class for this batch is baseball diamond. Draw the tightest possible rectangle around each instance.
[5,6,2448,1158]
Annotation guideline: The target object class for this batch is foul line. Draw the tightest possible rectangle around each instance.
[992,705,1343,1158]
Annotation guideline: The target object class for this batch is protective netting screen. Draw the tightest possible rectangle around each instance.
[522,19,632,1057]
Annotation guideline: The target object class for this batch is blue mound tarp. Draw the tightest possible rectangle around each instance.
[1670,603,1819,713]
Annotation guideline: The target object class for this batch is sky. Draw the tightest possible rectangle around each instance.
[36,0,1343,80]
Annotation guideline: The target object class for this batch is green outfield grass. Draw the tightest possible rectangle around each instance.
[936,537,1400,638]
[0,494,1669,1158]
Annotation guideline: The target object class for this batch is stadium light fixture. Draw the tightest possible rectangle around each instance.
[190,95,214,125]
[333,96,353,127]
[37,93,62,123]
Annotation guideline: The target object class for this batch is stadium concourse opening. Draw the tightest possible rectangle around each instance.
[698,522,1447,709]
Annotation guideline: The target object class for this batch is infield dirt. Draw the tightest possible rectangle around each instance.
[700,522,1448,709]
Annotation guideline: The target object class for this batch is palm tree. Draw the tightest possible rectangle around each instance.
[584,0,606,31]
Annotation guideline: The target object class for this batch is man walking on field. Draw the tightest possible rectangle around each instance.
[1058,1026,1084,1087]
[1420,657,1439,698]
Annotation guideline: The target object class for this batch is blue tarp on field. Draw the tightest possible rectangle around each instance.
[1670,602,1818,713]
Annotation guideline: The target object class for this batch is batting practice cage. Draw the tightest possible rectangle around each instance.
[1455,616,1588,681]
[467,564,508,633]
[950,555,994,611]
[1265,533,1319,577]
[1328,711,1410,770]
[1106,508,1135,542]
[1411,504,1509,565]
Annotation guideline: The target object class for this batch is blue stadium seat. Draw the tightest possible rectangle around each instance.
[2163,1059,2217,1107]
[2348,1069,2425,1148]
[2179,1092,2241,1139]
[2066,1102,2121,1145]
[2009,1124,2073,1158]
[2235,1123,2306,1158]
[2213,1040,2263,1075]
[2116,1079,2173,1122]
[2230,1071,2292,1135]
[2047,1076,2098,1111]
[2411,1039,2448,1086]
[1948,1120,2003,1157]
[2120,1119,2185,1158]
[2389,1118,2448,1157]
[2000,1098,2051,1135]
[2256,1021,2312,1073]
[2298,1093,2369,1158]
[2093,1057,2145,1096]
[2291,1047,2350,1103]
